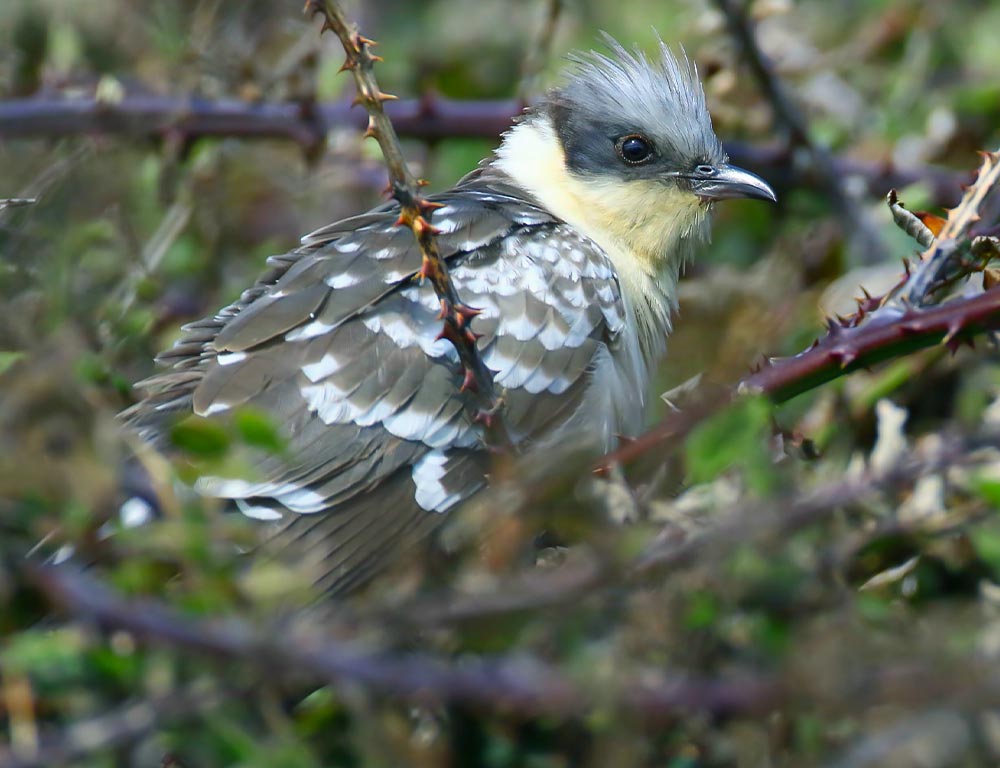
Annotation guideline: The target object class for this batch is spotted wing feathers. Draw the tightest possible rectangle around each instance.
[125,173,628,592]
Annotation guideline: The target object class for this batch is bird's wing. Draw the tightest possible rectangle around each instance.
[126,184,629,593]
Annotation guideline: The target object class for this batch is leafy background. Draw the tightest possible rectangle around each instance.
[3,0,1000,766]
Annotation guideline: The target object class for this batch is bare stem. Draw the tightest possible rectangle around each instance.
[306,0,511,446]
[0,95,970,205]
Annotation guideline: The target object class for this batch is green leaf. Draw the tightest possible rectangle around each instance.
[170,416,231,458]
[971,477,1000,510]
[683,591,719,630]
[234,407,286,454]
[0,351,26,375]
[970,527,1000,573]
[684,396,776,494]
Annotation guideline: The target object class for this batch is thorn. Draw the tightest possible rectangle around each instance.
[417,199,444,217]
[416,178,431,188]
[474,409,496,429]
[375,91,397,102]
[902,258,912,277]
[830,347,858,368]
[824,317,844,337]
[420,256,441,281]
[435,322,460,345]
[942,318,965,346]
[413,216,441,237]
[356,34,378,48]
[394,211,413,228]
[460,367,479,393]
[453,303,482,327]
[363,117,377,139]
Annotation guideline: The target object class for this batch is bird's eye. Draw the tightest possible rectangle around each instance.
[616,135,654,165]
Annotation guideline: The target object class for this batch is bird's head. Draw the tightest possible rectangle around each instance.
[550,35,775,206]
[494,35,775,279]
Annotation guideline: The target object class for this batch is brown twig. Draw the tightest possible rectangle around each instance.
[0,95,970,206]
[306,0,510,445]
[29,562,781,721]
[386,427,990,627]
[739,286,1000,402]
[606,149,1000,468]
[712,0,886,261]
[597,286,1000,469]
[518,0,564,101]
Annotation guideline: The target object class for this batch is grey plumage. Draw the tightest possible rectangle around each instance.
[124,37,775,593]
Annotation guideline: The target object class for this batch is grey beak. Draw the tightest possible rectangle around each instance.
[690,164,777,203]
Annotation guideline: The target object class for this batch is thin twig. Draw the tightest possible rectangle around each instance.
[307,0,511,445]
[518,0,564,101]
[712,0,886,261]
[384,428,991,627]
[0,96,969,205]
[29,562,780,721]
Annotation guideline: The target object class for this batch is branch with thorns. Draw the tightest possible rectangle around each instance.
[305,0,510,446]
[0,95,971,206]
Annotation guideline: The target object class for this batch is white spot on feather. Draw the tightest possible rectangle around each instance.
[412,450,464,513]
[302,354,340,382]
[326,271,361,289]
[286,319,336,342]
[216,351,247,366]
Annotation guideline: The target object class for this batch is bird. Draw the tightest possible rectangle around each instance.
[124,35,776,594]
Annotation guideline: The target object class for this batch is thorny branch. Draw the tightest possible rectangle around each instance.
[885,150,1000,309]
[306,0,511,446]
[711,0,886,260]
[0,95,970,206]
[604,149,1000,468]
